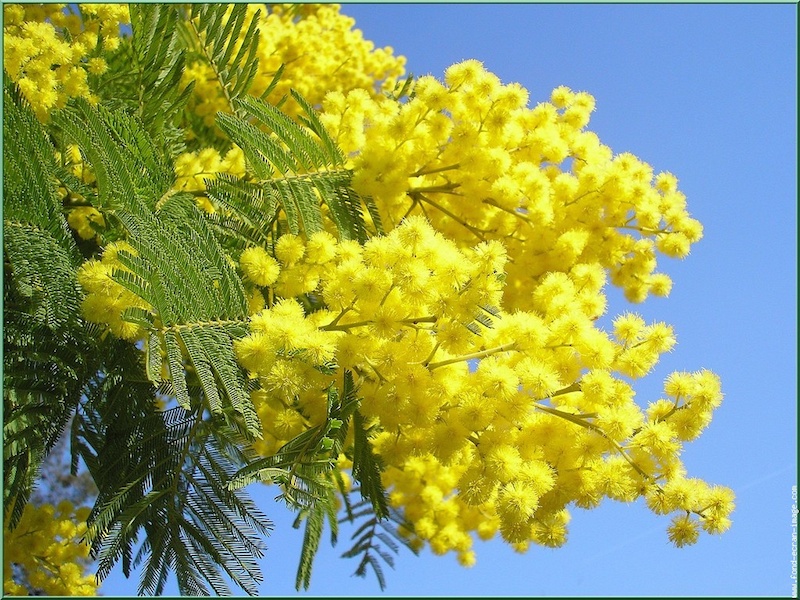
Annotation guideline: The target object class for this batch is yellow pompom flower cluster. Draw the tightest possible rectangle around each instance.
[233,218,505,455]
[67,206,105,241]
[230,216,732,560]
[173,145,247,212]
[240,246,281,287]
[319,60,703,306]
[58,143,96,186]
[76,241,152,341]
[181,3,405,127]
[3,4,129,121]
[38,3,729,569]
[3,502,97,596]
[235,296,340,456]
[57,143,108,240]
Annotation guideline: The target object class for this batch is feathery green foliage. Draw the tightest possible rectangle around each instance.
[3,7,400,594]
[227,370,397,589]
[216,93,381,242]
[339,500,420,590]
[3,81,279,594]
[204,174,281,251]
[352,410,389,519]
[228,372,360,507]
[3,80,95,528]
[83,405,272,596]
[182,4,262,116]
[97,4,194,153]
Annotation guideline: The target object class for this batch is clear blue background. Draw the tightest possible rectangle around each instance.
[101,3,798,597]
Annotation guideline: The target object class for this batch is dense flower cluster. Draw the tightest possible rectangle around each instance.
[233,219,506,454]
[230,218,733,562]
[3,3,129,120]
[173,145,247,212]
[319,60,701,306]
[182,3,405,127]
[7,2,732,586]
[76,241,152,341]
[3,502,97,596]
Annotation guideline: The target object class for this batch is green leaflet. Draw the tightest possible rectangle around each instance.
[4,5,402,592]
[78,399,272,596]
[7,59,273,588]
[229,372,358,496]
[68,334,271,597]
[184,4,262,114]
[3,78,82,267]
[229,373,345,587]
[54,99,173,214]
[2,79,95,529]
[291,90,346,165]
[384,73,416,103]
[352,410,390,520]
[55,98,258,437]
[204,174,281,251]
[3,223,80,332]
[336,404,417,591]
[215,93,381,242]
[339,501,420,591]
[128,4,195,143]
[227,371,398,590]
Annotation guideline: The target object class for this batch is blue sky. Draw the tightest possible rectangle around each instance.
[100,3,797,597]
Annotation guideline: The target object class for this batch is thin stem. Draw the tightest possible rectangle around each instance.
[565,186,604,207]
[549,381,583,397]
[187,15,237,116]
[533,403,595,424]
[164,318,246,332]
[414,192,488,242]
[401,315,438,325]
[652,398,685,424]
[482,197,534,225]
[322,315,437,332]
[616,224,669,235]
[155,187,179,211]
[380,284,396,306]
[363,357,388,383]
[534,403,652,481]
[400,198,420,221]
[410,163,461,177]
[408,183,461,195]
[324,304,355,329]
[321,319,374,332]
[422,341,442,367]
[427,342,518,370]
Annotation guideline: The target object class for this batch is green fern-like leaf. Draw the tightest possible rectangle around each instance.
[3,78,82,262]
[204,173,280,251]
[215,93,380,241]
[96,4,194,152]
[228,371,363,589]
[2,79,99,528]
[72,341,272,597]
[352,410,389,520]
[229,372,358,501]
[293,502,326,590]
[339,501,419,591]
[3,222,81,332]
[55,100,260,436]
[183,4,262,114]
[384,73,416,102]
[291,90,346,166]
[54,99,173,214]
[235,95,337,172]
